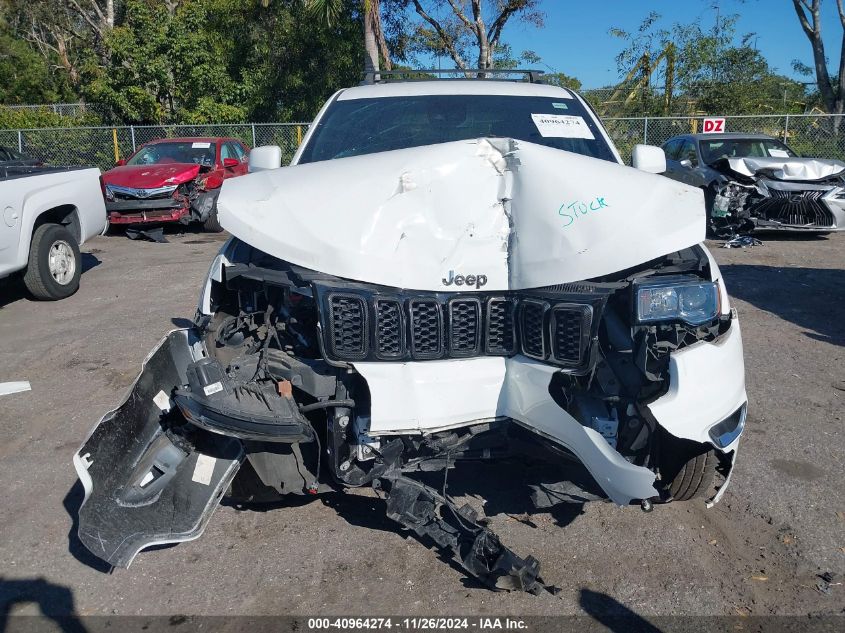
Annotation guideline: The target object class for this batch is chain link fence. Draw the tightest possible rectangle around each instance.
[3,115,845,170]
[4,123,308,170]
[2,102,99,117]
[605,114,844,163]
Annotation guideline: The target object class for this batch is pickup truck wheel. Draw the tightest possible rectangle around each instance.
[202,207,223,233]
[23,223,81,300]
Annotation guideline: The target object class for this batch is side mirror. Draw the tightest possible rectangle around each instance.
[679,159,693,169]
[248,145,282,172]
[632,144,667,174]
[223,157,239,168]
[116,159,126,167]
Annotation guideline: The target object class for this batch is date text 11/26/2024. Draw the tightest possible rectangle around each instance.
[306,618,529,631]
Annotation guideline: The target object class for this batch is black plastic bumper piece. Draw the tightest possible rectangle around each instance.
[380,475,553,594]
[75,330,245,568]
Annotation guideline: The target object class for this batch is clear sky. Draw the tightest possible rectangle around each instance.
[469,0,842,88]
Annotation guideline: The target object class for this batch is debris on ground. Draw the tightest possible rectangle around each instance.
[815,571,841,594]
[0,381,31,396]
[529,480,604,508]
[722,235,764,249]
[125,227,168,243]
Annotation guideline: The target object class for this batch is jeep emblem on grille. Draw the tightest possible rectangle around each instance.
[442,270,488,289]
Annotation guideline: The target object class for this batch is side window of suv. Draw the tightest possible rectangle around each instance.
[679,140,699,166]
[662,139,682,161]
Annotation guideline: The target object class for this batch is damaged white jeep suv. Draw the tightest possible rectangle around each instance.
[74,72,747,593]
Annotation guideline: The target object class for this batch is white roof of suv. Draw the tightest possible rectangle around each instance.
[337,80,574,101]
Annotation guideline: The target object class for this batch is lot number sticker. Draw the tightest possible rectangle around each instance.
[702,118,726,133]
[531,114,595,139]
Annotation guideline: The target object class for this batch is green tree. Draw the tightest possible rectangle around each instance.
[4,0,116,92]
[0,6,76,103]
[228,0,363,121]
[83,0,250,122]
[386,0,543,73]
[792,0,845,115]
[305,0,392,75]
[544,72,582,92]
[611,11,806,115]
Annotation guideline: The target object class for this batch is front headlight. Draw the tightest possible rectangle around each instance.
[634,275,720,325]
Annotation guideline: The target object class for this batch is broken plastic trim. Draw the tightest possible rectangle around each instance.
[377,469,553,594]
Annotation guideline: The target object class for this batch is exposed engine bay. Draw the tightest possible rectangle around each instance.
[708,157,845,235]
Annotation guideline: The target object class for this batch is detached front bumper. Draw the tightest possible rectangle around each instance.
[74,330,244,567]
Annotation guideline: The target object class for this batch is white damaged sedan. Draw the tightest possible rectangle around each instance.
[74,75,747,593]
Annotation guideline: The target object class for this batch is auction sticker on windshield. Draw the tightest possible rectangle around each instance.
[192,142,211,148]
[531,114,595,139]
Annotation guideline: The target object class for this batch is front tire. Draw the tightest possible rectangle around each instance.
[668,447,717,501]
[202,206,223,233]
[23,223,81,300]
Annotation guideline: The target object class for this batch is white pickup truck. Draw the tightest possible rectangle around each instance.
[0,166,107,300]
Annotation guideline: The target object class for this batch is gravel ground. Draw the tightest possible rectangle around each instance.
[0,230,843,619]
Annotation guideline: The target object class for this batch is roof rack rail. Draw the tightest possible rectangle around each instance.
[361,68,545,85]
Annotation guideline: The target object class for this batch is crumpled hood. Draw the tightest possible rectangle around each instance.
[724,157,845,181]
[217,138,705,291]
[103,163,201,188]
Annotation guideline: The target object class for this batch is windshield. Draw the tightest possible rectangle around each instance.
[298,94,616,164]
[700,138,797,163]
[127,141,217,167]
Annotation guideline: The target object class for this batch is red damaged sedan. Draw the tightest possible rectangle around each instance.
[102,137,249,232]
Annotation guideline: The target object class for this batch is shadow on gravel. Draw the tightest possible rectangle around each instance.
[317,492,494,591]
[170,317,195,329]
[104,223,226,241]
[80,253,101,274]
[437,459,594,527]
[0,577,86,632]
[580,589,663,632]
[0,277,26,309]
[62,481,112,574]
[224,460,593,590]
[222,489,492,588]
[720,264,845,346]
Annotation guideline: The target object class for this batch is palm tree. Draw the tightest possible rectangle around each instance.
[305,0,392,77]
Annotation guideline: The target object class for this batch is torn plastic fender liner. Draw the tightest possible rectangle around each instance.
[73,329,244,568]
[354,356,658,506]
